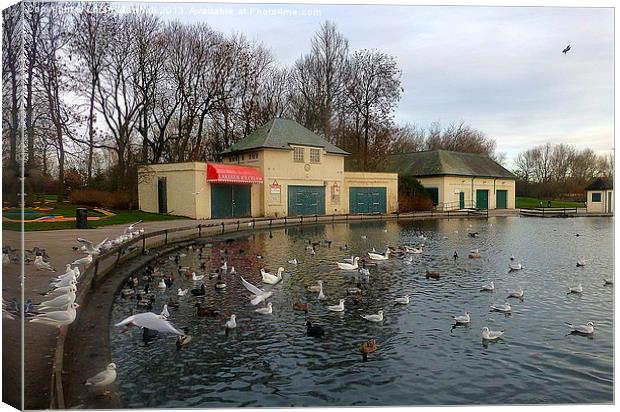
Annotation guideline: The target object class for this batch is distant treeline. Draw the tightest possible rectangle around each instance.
[513,143,612,200]
[2,2,607,207]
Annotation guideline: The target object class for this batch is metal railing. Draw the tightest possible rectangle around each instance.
[50,209,488,409]
[519,207,581,217]
[435,200,478,211]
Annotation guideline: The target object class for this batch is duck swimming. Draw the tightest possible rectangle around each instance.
[293,302,309,312]
[254,302,273,315]
[481,327,504,341]
[194,302,219,317]
[361,310,384,322]
[425,271,440,279]
[225,314,237,329]
[261,267,285,285]
[190,284,206,297]
[568,284,583,294]
[480,281,495,292]
[305,321,324,337]
[215,275,227,289]
[176,334,192,349]
[360,339,377,361]
[327,299,345,312]
[394,295,410,305]
[337,257,359,270]
[307,280,323,293]
[368,249,390,261]
[453,312,470,325]
[490,302,511,313]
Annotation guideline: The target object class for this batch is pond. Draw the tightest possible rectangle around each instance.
[109,217,613,407]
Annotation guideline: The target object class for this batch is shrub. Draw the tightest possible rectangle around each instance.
[69,189,131,210]
[399,194,434,212]
[399,176,429,197]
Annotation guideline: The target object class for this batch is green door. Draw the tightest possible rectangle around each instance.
[157,177,167,214]
[496,190,507,209]
[459,192,465,209]
[211,184,251,218]
[288,186,325,216]
[426,187,439,205]
[349,187,387,214]
[232,185,251,217]
[476,189,489,209]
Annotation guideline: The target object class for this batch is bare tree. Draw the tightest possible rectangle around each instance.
[293,21,349,140]
[37,5,74,200]
[387,123,426,154]
[71,2,116,184]
[346,49,402,169]
[2,4,23,206]
[94,14,143,189]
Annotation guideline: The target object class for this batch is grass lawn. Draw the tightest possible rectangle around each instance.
[516,197,585,209]
[2,205,187,232]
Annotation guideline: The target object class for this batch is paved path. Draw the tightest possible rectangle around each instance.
[2,217,251,409]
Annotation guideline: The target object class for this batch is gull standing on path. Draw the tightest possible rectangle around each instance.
[29,303,79,329]
[37,289,76,310]
[71,254,93,267]
[34,256,55,272]
[76,237,108,256]
[85,363,117,389]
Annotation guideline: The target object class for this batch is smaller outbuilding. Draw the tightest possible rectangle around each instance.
[584,177,613,213]
[388,150,516,210]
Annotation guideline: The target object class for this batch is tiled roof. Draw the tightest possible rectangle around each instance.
[585,177,613,190]
[388,150,516,179]
[221,118,349,156]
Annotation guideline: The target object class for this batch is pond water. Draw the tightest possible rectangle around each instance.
[109,217,614,407]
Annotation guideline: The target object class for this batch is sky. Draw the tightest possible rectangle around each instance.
[115,1,614,167]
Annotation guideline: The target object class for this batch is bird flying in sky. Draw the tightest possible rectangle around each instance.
[562,44,571,54]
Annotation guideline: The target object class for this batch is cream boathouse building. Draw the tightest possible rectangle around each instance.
[138,119,398,219]
[584,177,613,214]
[388,150,516,210]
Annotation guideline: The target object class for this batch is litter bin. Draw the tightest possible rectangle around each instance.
[76,208,88,229]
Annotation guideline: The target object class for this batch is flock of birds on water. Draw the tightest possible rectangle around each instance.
[2,219,613,392]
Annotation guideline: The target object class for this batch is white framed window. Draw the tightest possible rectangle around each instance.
[248,152,258,160]
[293,147,305,162]
[310,148,321,163]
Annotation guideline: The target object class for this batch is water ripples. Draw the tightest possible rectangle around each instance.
[110,217,613,406]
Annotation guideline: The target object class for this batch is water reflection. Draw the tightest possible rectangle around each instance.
[110,217,613,407]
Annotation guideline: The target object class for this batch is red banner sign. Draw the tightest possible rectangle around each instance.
[207,163,263,184]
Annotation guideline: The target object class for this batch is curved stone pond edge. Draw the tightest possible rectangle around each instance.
[53,210,495,409]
